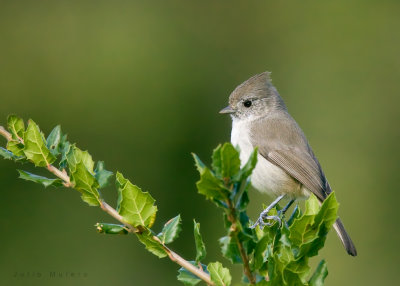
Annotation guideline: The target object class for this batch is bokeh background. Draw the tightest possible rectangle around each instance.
[0,1,399,285]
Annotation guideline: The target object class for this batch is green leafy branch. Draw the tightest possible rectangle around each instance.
[0,115,217,286]
[0,115,338,285]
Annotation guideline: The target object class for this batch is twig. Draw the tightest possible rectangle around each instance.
[47,165,72,187]
[153,236,214,285]
[226,199,255,285]
[100,202,214,284]
[0,126,12,142]
[0,125,214,285]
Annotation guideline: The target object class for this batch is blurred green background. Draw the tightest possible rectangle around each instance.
[0,0,398,285]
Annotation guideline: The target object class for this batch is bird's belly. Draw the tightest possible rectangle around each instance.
[251,155,304,198]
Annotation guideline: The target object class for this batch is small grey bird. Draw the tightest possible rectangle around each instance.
[220,72,357,256]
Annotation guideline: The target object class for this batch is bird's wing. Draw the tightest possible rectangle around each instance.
[250,114,331,201]
[266,149,328,201]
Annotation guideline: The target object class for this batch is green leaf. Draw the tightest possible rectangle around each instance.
[0,147,22,161]
[6,140,25,157]
[219,236,242,264]
[309,260,328,286]
[253,235,270,270]
[262,193,337,285]
[212,143,240,179]
[193,220,206,262]
[59,140,71,169]
[115,172,157,227]
[289,194,320,246]
[95,223,128,235]
[66,146,100,206]
[136,231,167,258]
[157,215,182,244]
[236,186,250,211]
[192,153,205,173]
[287,204,301,226]
[7,115,24,140]
[6,115,25,157]
[207,262,232,286]
[211,144,222,175]
[94,161,113,188]
[46,125,63,156]
[17,170,63,188]
[290,193,338,258]
[193,154,229,201]
[177,261,206,286]
[23,120,56,167]
[233,147,258,182]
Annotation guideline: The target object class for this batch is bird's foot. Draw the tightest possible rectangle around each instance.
[250,210,282,229]
[249,195,286,229]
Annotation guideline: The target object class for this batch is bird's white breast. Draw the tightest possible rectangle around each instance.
[231,117,303,198]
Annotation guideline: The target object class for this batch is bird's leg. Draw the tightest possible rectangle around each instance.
[278,199,295,216]
[250,195,285,229]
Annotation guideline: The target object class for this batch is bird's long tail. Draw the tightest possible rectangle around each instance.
[333,217,357,256]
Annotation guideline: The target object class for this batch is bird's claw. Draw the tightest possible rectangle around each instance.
[250,214,282,229]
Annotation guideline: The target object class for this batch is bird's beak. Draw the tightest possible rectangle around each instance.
[219,106,235,114]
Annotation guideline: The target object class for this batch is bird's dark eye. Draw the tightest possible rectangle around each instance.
[243,100,252,108]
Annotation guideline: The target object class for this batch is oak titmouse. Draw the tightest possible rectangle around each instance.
[220,72,357,256]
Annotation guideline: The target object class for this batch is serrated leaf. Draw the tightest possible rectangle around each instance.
[253,235,270,270]
[220,143,240,178]
[0,147,23,161]
[192,153,205,173]
[211,144,222,176]
[290,193,338,258]
[193,158,229,201]
[299,193,338,258]
[17,169,63,188]
[212,143,240,179]
[46,125,62,156]
[66,146,100,206]
[136,231,167,258]
[6,140,25,157]
[236,187,250,211]
[115,172,157,227]
[6,115,25,157]
[67,145,95,173]
[193,220,206,262]
[177,261,207,286]
[23,120,56,167]
[207,262,232,286]
[94,161,113,188]
[309,260,328,286]
[177,270,201,286]
[314,192,339,229]
[287,204,301,226]
[289,194,320,246]
[219,236,242,264]
[157,215,182,244]
[95,223,128,235]
[233,147,258,182]
[59,140,71,169]
[7,115,24,140]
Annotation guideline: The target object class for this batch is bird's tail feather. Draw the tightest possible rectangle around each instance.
[333,217,357,256]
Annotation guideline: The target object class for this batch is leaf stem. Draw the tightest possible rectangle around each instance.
[0,125,215,286]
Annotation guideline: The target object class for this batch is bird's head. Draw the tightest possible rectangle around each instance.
[220,72,286,120]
